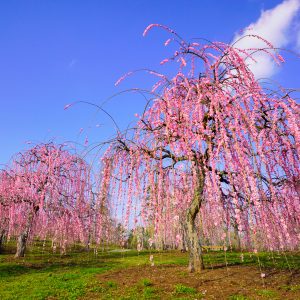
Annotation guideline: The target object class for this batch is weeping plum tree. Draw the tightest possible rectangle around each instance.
[101,24,300,272]
[0,143,95,257]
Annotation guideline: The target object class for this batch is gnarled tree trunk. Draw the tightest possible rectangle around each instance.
[185,173,205,272]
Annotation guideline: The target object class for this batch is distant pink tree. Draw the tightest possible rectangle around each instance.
[0,143,95,257]
[101,25,300,272]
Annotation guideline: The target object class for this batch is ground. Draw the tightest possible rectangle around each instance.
[0,242,299,299]
[91,264,299,299]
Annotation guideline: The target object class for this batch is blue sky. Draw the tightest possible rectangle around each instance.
[0,0,299,165]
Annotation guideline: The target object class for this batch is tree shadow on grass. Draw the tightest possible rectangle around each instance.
[0,249,156,280]
[0,258,116,279]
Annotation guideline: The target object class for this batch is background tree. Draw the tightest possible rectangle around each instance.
[0,143,97,257]
[101,24,300,272]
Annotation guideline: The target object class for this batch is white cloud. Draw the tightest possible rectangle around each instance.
[233,0,300,79]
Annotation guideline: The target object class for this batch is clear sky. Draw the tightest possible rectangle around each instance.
[1,0,299,165]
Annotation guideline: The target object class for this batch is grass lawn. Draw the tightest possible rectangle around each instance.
[0,242,299,299]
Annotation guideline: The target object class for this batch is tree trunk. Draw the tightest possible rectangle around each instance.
[15,206,38,258]
[85,233,91,252]
[185,175,205,272]
[180,220,187,252]
[156,235,164,251]
[0,229,6,253]
[60,241,67,255]
[15,232,28,258]
[233,223,241,251]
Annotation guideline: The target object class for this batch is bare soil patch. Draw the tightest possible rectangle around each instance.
[87,264,300,299]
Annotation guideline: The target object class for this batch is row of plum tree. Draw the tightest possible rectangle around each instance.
[0,25,299,273]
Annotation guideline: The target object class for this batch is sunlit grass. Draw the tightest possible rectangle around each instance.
[0,241,299,299]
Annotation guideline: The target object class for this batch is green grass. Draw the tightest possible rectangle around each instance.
[280,284,300,292]
[228,295,250,300]
[256,289,278,298]
[140,278,153,286]
[106,280,118,288]
[0,242,159,300]
[0,241,299,299]
[143,286,157,298]
[174,284,197,294]
[110,285,158,300]
[0,260,111,300]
